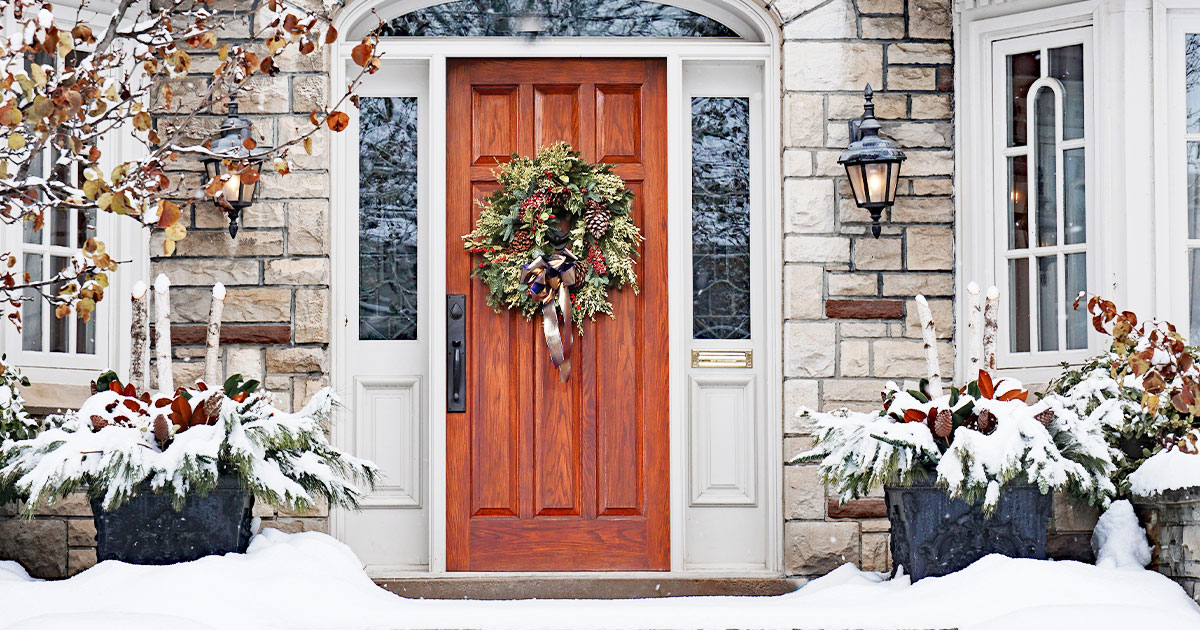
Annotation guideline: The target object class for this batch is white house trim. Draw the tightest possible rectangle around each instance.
[329,0,783,577]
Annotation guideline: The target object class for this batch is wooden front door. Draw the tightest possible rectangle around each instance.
[446,58,668,571]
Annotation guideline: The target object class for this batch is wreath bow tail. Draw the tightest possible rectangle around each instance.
[521,250,580,382]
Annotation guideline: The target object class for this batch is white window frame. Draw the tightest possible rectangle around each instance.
[956,2,1103,383]
[989,28,1096,370]
[1158,6,1200,343]
[0,2,149,391]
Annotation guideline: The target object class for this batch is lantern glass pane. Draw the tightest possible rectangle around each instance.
[846,163,866,206]
[864,163,888,205]
[886,161,900,203]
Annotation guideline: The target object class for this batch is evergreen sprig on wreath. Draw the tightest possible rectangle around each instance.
[463,142,642,326]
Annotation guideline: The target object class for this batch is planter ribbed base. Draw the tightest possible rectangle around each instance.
[885,481,1051,581]
[91,476,254,565]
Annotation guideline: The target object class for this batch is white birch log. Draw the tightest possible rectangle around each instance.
[915,294,943,399]
[966,281,983,376]
[203,283,226,387]
[983,286,1001,370]
[154,273,174,393]
[129,281,149,391]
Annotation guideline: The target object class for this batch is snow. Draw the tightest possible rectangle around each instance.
[213,282,227,301]
[1129,446,1200,496]
[1092,500,1152,569]
[1,530,1197,630]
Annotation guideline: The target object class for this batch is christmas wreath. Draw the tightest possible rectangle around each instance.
[463,142,641,380]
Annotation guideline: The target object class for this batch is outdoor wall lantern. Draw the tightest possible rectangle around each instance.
[203,97,270,238]
[838,85,906,238]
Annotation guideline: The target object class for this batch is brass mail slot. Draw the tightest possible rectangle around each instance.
[691,349,753,369]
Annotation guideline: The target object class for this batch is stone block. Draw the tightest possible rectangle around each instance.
[1052,493,1101,533]
[172,288,292,323]
[886,66,937,91]
[839,340,871,377]
[784,465,826,520]
[784,94,825,148]
[872,339,928,378]
[67,519,97,547]
[828,93,906,120]
[882,272,953,297]
[292,75,329,113]
[773,0,828,21]
[194,201,286,230]
[288,200,331,256]
[68,548,97,576]
[853,237,903,270]
[824,379,889,403]
[906,225,954,270]
[232,75,291,114]
[784,520,860,575]
[785,178,836,232]
[827,272,878,297]
[784,42,883,92]
[910,94,952,119]
[295,289,330,344]
[908,0,952,40]
[784,149,814,177]
[784,436,817,462]
[785,235,850,264]
[861,533,891,572]
[0,519,67,578]
[861,16,905,40]
[839,322,889,337]
[784,265,825,320]
[903,151,954,176]
[861,518,892,533]
[890,195,952,223]
[227,347,265,381]
[783,0,856,39]
[266,518,329,534]
[258,170,330,200]
[904,297,953,338]
[879,121,951,148]
[784,379,822,434]
[33,493,92,517]
[888,42,953,65]
[265,258,329,285]
[153,258,260,287]
[163,229,284,257]
[910,177,953,195]
[266,347,327,373]
[826,299,904,319]
[785,322,837,378]
[858,0,905,13]
[279,116,331,171]
[292,376,330,412]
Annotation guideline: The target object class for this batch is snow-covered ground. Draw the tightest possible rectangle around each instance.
[2,527,1198,630]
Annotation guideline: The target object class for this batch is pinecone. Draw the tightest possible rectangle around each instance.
[933,408,953,439]
[585,202,611,240]
[507,231,534,254]
[1035,408,1054,428]
[587,244,608,275]
[153,414,170,445]
[975,409,996,435]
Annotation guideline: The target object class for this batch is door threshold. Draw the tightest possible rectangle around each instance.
[374,576,800,600]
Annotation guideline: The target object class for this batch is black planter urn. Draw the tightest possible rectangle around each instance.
[884,480,1051,581]
[91,476,254,565]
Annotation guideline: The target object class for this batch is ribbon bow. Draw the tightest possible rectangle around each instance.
[520,249,580,381]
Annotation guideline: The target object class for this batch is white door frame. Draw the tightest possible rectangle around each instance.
[330,11,782,577]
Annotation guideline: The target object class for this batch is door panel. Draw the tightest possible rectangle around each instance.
[447,58,668,571]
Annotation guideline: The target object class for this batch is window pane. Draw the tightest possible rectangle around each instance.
[1007,51,1040,147]
[1189,141,1200,240]
[1009,258,1030,353]
[1065,252,1086,350]
[1187,34,1200,133]
[1192,249,1200,344]
[1037,255,1059,352]
[691,97,751,340]
[76,208,96,248]
[51,207,70,247]
[22,253,42,352]
[49,256,69,353]
[359,97,419,341]
[1050,44,1084,140]
[1064,148,1086,245]
[380,0,739,37]
[1008,156,1029,249]
[1035,88,1058,247]
[76,312,96,355]
[23,156,43,245]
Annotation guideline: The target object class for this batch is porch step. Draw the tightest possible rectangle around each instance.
[374,576,801,600]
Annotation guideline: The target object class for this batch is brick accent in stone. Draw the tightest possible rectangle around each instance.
[825,298,904,320]
[827,499,888,519]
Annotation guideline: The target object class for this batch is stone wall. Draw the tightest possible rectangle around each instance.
[773,0,956,577]
[1136,489,1200,602]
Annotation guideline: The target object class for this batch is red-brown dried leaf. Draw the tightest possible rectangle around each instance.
[903,408,925,424]
[90,415,108,431]
[978,370,994,399]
